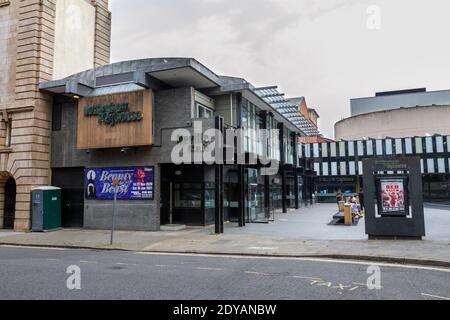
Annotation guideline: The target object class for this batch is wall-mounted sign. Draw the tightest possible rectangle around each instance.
[377,177,409,217]
[77,90,153,149]
[85,166,154,200]
[84,102,143,126]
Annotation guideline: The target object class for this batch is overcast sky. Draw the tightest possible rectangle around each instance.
[109,0,450,138]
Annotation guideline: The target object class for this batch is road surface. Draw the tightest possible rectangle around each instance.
[0,246,449,300]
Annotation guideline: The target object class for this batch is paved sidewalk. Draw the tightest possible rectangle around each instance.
[0,228,449,267]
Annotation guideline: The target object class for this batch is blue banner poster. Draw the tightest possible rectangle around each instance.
[85,167,154,200]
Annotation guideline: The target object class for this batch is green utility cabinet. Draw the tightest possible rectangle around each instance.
[31,187,62,232]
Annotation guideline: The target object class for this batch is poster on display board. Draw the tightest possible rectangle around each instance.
[85,167,154,200]
[377,177,409,217]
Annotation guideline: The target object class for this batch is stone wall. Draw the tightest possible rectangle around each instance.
[0,0,111,231]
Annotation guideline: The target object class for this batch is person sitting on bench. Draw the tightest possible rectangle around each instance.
[349,197,362,219]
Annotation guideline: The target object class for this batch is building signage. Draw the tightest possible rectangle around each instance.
[85,167,154,200]
[377,178,408,217]
[77,90,153,150]
[83,102,143,126]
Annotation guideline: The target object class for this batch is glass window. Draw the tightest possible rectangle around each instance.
[425,137,433,153]
[420,159,424,174]
[339,142,346,157]
[348,141,355,157]
[305,144,311,158]
[395,139,403,155]
[5,121,12,147]
[205,188,215,209]
[447,137,450,152]
[349,162,356,175]
[314,162,320,175]
[366,140,374,155]
[322,162,329,176]
[376,140,383,155]
[436,136,444,153]
[357,141,364,156]
[415,137,423,154]
[405,138,413,154]
[340,161,347,176]
[241,100,249,127]
[358,161,363,175]
[330,143,337,157]
[174,183,202,209]
[427,159,435,174]
[313,143,320,158]
[321,143,328,158]
[196,103,214,119]
[385,139,393,155]
[331,162,338,176]
[437,159,446,174]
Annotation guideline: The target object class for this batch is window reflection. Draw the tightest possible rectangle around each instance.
[174,183,202,209]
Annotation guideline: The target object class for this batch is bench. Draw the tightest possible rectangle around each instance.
[331,202,354,226]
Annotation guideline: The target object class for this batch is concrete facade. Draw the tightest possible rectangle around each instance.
[335,105,450,140]
[51,87,201,231]
[351,88,450,116]
[0,0,111,231]
[337,88,450,141]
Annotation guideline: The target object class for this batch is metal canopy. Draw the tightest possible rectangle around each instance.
[253,86,321,136]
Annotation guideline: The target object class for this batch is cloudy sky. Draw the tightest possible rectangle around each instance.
[109,0,450,138]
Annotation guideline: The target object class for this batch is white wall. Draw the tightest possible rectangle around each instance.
[53,0,95,80]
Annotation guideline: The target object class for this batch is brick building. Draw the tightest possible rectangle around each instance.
[287,97,332,144]
[0,0,111,230]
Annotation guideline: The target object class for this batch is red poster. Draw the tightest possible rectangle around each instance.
[380,179,405,213]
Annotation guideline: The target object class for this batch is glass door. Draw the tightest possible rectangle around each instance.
[246,169,267,223]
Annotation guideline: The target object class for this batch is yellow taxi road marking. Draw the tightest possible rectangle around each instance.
[352,282,383,289]
[421,293,450,300]
[292,276,322,280]
[296,257,450,274]
[135,252,450,273]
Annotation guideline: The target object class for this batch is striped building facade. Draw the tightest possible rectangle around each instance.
[300,135,450,202]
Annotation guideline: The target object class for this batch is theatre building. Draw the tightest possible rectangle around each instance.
[302,136,450,203]
[39,58,319,231]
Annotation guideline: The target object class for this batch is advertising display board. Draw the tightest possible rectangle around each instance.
[85,167,154,200]
[377,177,409,217]
[363,157,425,239]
